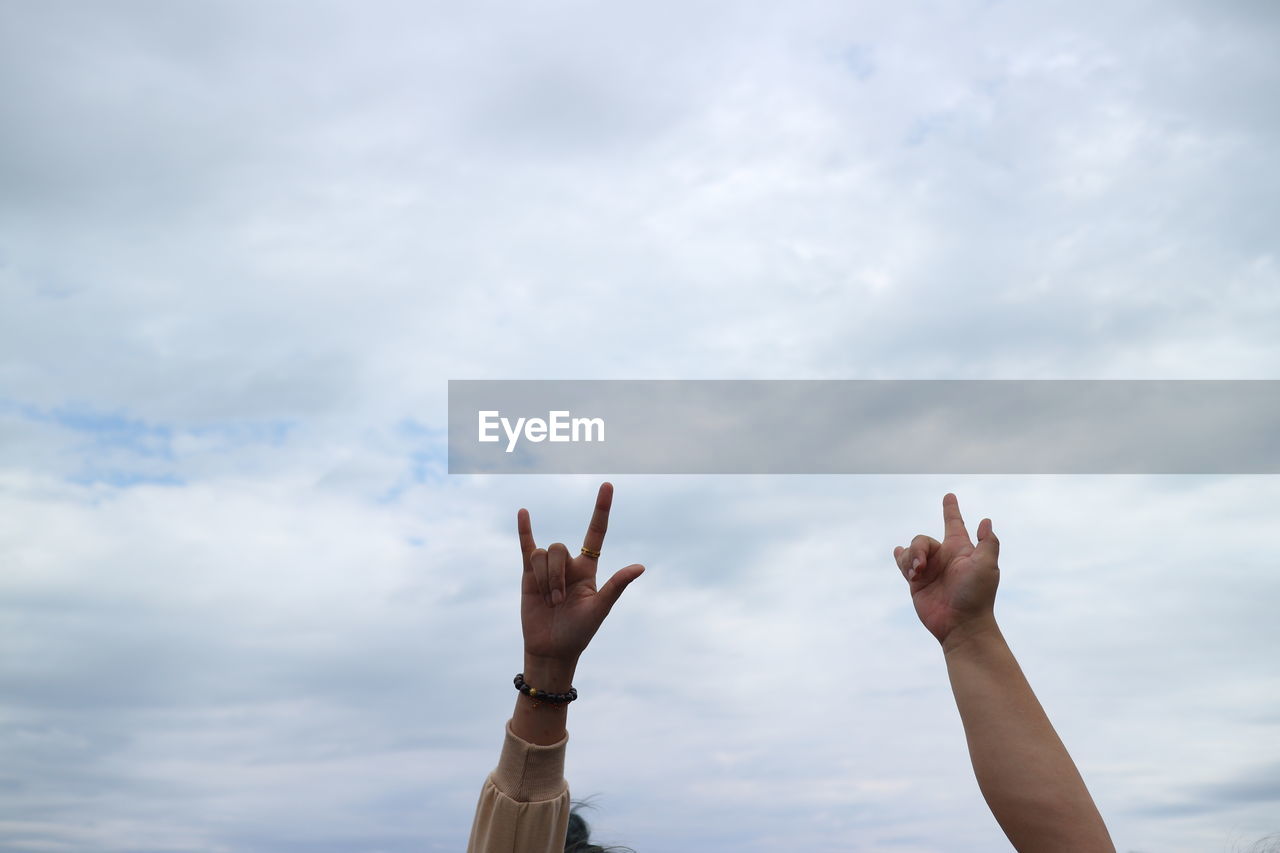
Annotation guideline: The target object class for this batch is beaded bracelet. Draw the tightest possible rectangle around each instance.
[514,672,578,706]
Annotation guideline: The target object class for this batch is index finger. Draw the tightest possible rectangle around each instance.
[517,508,537,572]
[942,493,972,544]
[581,482,613,556]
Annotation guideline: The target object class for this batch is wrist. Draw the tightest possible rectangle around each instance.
[940,613,1002,657]
[522,653,579,691]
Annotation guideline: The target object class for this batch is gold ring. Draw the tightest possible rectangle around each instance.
[580,546,601,558]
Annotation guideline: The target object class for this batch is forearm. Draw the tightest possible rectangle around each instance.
[943,619,1114,853]
[511,654,578,745]
[467,715,571,853]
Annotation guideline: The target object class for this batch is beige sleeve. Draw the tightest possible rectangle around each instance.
[466,721,571,853]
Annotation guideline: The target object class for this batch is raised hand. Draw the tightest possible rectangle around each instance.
[893,493,1000,648]
[518,482,645,666]
[894,496,1116,851]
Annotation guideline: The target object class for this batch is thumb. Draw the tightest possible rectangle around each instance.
[596,563,645,614]
[975,518,999,564]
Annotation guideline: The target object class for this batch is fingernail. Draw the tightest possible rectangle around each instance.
[551,589,563,605]
[908,568,917,581]
[912,557,922,571]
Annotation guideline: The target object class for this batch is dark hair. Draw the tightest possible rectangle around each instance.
[1241,835,1280,853]
[565,803,633,853]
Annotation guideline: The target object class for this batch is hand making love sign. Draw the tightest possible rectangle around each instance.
[517,482,645,669]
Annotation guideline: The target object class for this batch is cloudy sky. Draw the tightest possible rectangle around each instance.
[2,1,1278,851]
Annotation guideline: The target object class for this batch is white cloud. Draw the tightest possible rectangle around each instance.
[2,1,1279,850]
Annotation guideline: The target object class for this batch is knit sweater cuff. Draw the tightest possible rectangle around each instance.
[491,720,568,802]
